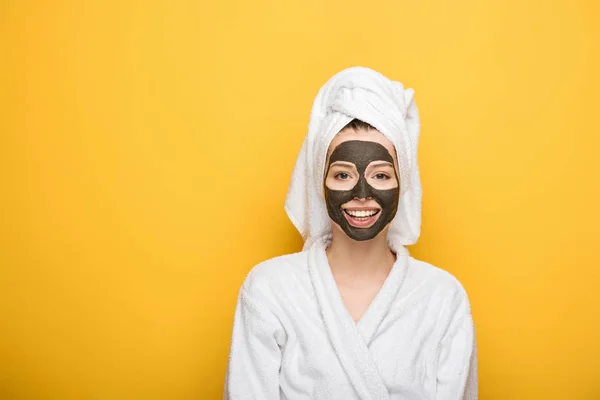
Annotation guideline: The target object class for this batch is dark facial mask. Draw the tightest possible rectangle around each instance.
[324,140,400,241]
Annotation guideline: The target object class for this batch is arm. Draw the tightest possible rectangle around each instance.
[436,289,478,400]
[224,287,284,400]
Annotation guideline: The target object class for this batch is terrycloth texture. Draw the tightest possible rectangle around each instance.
[284,66,422,252]
[224,240,478,399]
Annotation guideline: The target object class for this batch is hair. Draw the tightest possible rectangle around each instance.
[341,118,376,132]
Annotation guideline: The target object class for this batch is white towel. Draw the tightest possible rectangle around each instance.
[284,66,422,252]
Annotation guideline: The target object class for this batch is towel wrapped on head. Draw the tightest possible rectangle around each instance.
[284,66,422,252]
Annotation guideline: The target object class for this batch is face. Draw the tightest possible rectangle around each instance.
[324,129,400,241]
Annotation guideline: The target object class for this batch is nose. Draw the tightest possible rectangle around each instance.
[352,178,371,200]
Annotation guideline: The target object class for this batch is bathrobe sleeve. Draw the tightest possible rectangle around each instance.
[436,287,478,400]
[224,287,285,400]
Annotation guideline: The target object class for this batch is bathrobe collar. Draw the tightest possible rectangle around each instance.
[307,238,409,400]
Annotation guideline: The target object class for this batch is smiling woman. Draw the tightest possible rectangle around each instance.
[224,67,477,400]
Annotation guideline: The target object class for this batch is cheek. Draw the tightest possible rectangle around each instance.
[377,188,400,208]
[325,187,353,207]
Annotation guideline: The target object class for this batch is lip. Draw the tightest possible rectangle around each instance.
[342,207,380,211]
[342,208,381,228]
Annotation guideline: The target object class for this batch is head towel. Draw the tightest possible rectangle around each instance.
[284,66,422,253]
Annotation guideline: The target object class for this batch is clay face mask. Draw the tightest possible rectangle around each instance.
[324,140,400,241]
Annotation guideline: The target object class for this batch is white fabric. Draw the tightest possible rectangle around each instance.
[284,66,422,252]
[224,240,478,399]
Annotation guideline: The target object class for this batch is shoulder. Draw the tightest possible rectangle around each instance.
[404,257,475,339]
[405,256,471,309]
[240,250,310,300]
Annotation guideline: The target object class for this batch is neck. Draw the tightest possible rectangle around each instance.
[326,228,396,279]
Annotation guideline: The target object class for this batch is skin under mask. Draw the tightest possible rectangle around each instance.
[324,140,400,241]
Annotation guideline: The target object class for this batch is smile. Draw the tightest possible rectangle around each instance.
[344,209,379,219]
[342,208,381,227]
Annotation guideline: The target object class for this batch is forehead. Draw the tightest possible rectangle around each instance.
[327,127,397,163]
[329,141,394,167]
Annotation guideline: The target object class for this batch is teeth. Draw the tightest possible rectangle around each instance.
[345,209,378,218]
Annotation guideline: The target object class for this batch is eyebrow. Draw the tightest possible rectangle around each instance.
[368,161,395,168]
[329,161,356,168]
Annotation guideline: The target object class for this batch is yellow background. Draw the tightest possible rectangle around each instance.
[1,0,599,398]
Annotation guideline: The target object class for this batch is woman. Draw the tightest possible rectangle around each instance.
[224,67,477,399]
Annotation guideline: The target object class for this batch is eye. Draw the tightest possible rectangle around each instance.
[335,172,351,180]
[374,173,390,180]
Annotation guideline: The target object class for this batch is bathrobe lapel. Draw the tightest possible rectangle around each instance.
[308,240,409,400]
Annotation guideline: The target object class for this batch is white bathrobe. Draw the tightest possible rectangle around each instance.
[224,239,477,399]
